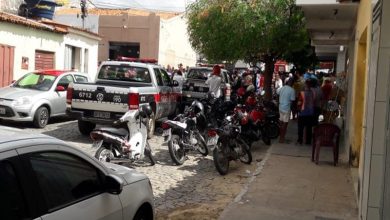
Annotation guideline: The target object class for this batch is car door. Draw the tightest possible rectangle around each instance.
[159,68,176,115]
[50,74,74,115]
[153,68,172,117]
[0,150,42,220]
[19,148,123,220]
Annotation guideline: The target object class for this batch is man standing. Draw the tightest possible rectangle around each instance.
[278,78,296,143]
[206,65,222,98]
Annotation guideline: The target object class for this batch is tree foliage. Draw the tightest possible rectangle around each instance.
[186,0,314,99]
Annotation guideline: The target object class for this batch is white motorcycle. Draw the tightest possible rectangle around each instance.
[90,105,156,166]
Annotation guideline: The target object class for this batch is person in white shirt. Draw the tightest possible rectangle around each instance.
[173,70,184,92]
[275,73,283,94]
[206,65,222,98]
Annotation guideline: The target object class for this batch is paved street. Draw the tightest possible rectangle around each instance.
[2,117,271,219]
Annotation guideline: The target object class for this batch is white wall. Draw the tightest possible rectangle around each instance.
[0,0,24,14]
[62,31,100,79]
[158,14,197,69]
[0,22,63,80]
[0,22,100,80]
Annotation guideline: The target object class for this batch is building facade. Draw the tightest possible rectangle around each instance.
[55,9,198,68]
[298,0,389,219]
[0,12,100,85]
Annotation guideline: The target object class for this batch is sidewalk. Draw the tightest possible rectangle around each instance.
[219,121,358,220]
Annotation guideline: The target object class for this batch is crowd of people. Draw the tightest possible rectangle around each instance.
[275,69,345,145]
[164,63,345,146]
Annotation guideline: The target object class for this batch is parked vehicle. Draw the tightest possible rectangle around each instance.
[210,114,252,175]
[67,57,180,137]
[0,126,154,220]
[181,66,232,105]
[90,105,156,166]
[0,70,89,128]
[161,100,208,165]
[234,104,271,147]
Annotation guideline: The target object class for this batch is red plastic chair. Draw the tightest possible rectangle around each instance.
[312,123,341,166]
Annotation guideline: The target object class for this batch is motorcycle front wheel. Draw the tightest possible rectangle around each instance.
[196,133,208,156]
[236,138,252,164]
[265,122,280,139]
[261,129,272,146]
[95,145,115,162]
[213,142,230,175]
[144,141,156,166]
[168,134,186,165]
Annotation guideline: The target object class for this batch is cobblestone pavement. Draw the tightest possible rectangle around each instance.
[3,117,270,219]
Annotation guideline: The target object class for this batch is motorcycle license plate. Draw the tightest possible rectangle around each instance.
[92,140,103,148]
[162,128,171,137]
[207,135,219,146]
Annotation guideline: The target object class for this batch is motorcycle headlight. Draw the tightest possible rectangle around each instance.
[12,96,32,106]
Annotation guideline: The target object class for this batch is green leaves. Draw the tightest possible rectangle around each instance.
[187,0,312,66]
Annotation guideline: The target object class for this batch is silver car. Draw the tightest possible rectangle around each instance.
[0,70,90,128]
[0,126,155,220]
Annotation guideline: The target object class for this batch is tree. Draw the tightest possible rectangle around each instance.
[187,0,314,99]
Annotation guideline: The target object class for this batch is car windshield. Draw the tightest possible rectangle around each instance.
[97,65,152,83]
[13,72,56,91]
[187,69,212,80]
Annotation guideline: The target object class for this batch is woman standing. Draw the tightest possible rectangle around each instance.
[297,80,315,145]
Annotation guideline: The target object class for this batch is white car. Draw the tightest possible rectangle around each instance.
[0,70,90,128]
[0,126,155,220]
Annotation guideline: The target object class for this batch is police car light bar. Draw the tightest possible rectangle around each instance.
[116,56,158,64]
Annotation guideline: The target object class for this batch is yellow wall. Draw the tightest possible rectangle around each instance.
[349,0,371,167]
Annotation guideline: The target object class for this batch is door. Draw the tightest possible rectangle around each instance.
[35,50,55,70]
[23,150,123,220]
[154,68,172,117]
[0,150,37,220]
[51,74,74,115]
[0,44,14,87]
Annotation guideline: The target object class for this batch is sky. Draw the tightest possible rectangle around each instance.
[78,0,197,12]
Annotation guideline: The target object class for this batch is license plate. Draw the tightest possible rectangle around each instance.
[207,135,219,146]
[186,94,191,97]
[0,107,5,114]
[92,140,103,148]
[94,111,110,119]
[162,128,171,137]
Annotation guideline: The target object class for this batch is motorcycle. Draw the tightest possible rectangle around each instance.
[90,105,156,166]
[161,100,209,165]
[235,104,271,146]
[210,114,252,175]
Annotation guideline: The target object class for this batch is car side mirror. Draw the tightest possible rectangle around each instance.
[56,85,66,92]
[170,80,179,87]
[105,174,124,195]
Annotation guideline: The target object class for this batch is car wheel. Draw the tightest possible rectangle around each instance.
[78,120,96,136]
[133,207,153,220]
[33,106,49,128]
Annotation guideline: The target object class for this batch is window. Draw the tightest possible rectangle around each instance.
[13,72,56,91]
[187,69,212,80]
[57,75,74,89]
[75,75,88,83]
[154,68,163,86]
[0,160,29,220]
[64,45,81,71]
[159,69,171,85]
[28,152,104,211]
[97,65,151,83]
[154,68,171,86]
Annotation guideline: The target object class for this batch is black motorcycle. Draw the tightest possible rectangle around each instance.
[211,114,252,175]
[161,100,208,165]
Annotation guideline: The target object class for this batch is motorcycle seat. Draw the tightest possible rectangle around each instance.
[94,127,129,137]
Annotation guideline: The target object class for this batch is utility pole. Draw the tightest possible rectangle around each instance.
[80,0,87,28]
